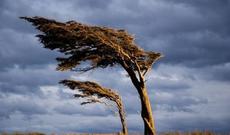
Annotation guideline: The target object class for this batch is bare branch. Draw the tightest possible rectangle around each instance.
[134,60,144,85]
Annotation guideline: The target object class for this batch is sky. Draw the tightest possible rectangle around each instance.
[0,0,230,134]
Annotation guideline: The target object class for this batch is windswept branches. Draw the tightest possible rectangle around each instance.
[60,80,128,135]
[140,51,163,76]
[20,16,162,75]
[60,80,119,101]
[21,16,163,135]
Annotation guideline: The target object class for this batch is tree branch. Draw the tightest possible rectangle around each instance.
[134,60,145,86]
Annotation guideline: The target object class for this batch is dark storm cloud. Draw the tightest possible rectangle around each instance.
[0,83,34,95]
[0,0,38,33]
[54,116,122,133]
[0,0,61,70]
[0,95,47,119]
[199,63,230,82]
[0,66,63,87]
[0,65,70,95]
[77,0,230,69]
[149,79,191,91]
[53,101,112,116]
[75,0,112,9]
[161,0,230,12]
[154,92,208,112]
[0,0,83,70]
[1,0,229,79]
[0,0,230,133]
[159,116,230,133]
[0,28,59,70]
[1,0,230,69]
[158,31,230,68]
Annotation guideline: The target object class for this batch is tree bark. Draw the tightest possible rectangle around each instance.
[116,99,128,135]
[120,60,156,135]
[127,73,156,135]
[138,85,156,135]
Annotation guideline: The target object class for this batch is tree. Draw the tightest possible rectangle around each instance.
[60,80,127,135]
[21,16,162,135]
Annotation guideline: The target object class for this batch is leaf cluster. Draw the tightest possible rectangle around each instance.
[20,16,162,74]
[60,80,120,105]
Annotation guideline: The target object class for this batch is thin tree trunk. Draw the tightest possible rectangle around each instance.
[138,86,156,135]
[120,61,156,135]
[129,75,156,135]
[116,98,128,135]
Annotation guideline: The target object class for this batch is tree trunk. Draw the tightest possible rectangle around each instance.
[129,76,156,135]
[119,105,128,135]
[130,77,156,134]
[116,98,128,135]
[138,86,156,135]
[121,61,156,135]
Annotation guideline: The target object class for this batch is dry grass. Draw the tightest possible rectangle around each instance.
[1,131,228,135]
[159,131,229,135]
[0,132,45,135]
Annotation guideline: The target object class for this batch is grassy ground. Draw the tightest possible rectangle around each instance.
[0,131,228,135]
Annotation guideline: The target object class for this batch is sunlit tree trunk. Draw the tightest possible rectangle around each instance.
[123,63,156,135]
[139,85,155,135]
[116,99,128,135]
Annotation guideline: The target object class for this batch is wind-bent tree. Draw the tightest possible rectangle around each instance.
[61,80,127,135]
[21,16,162,135]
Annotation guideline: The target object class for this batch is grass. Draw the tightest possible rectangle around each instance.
[0,131,228,135]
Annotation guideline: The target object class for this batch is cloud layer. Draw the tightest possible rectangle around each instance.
[0,0,230,133]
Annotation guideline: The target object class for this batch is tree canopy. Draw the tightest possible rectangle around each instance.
[60,80,120,105]
[60,80,127,135]
[20,16,162,74]
[21,16,162,135]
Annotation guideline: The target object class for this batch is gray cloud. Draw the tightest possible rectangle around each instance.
[0,94,47,119]
[153,91,208,112]
[0,0,230,133]
[75,0,230,69]
[75,0,112,9]
[158,115,230,133]
[0,65,70,95]
[53,102,112,116]
[199,63,230,82]
[149,79,191,91]
[0,28,59,70]
[158,31,230,68]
